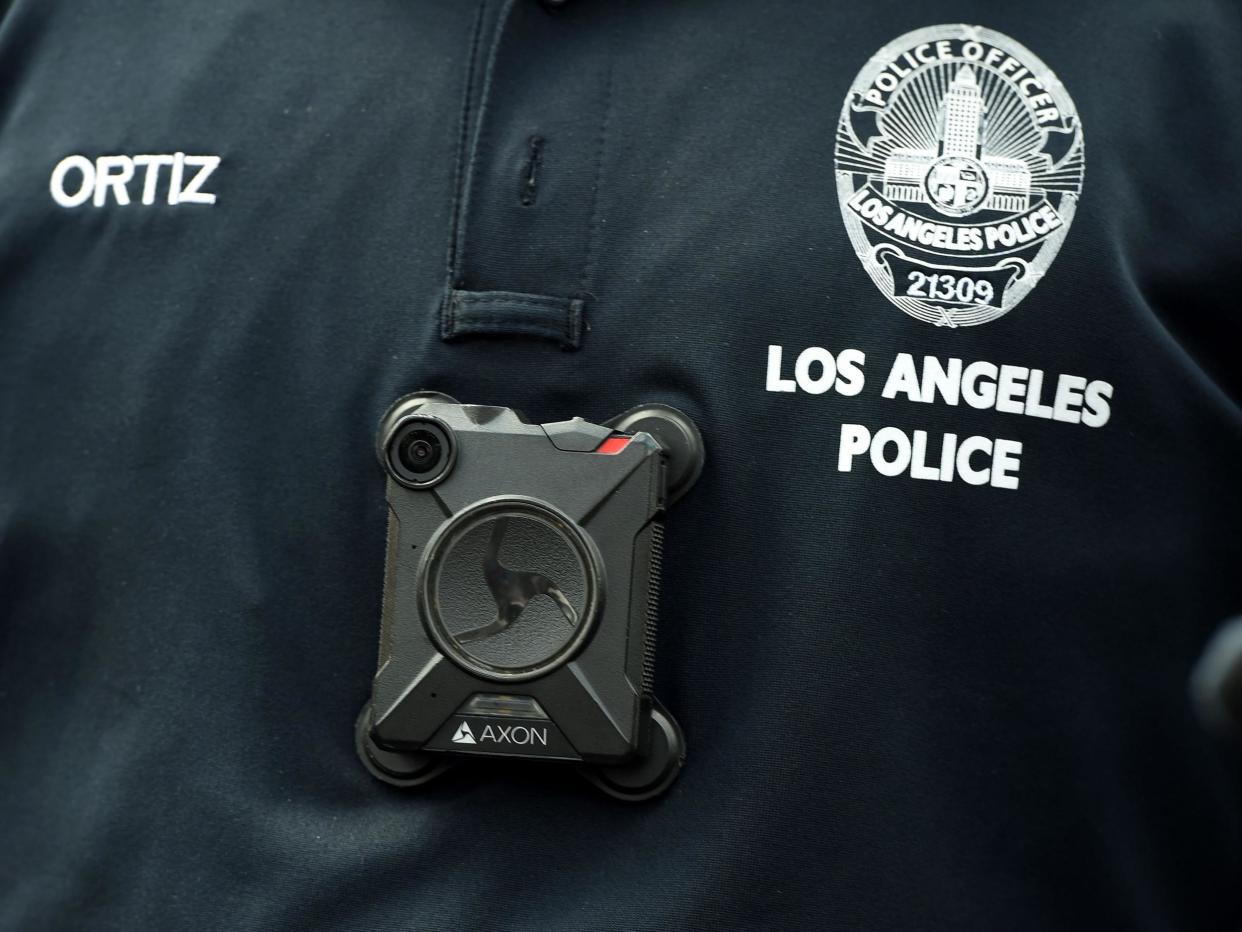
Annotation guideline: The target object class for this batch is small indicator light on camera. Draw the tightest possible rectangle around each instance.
[594,435,631,455]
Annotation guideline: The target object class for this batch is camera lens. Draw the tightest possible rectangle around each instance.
[385,418,454,488]
[399,430,441,474]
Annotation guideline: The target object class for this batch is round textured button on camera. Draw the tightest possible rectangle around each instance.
[418,497,603,682]
[384,416,455,489]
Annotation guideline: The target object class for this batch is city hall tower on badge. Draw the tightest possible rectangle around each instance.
[882,67,1032,217]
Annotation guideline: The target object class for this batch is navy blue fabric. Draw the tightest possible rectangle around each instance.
[444,289,583,347]
[1,1,1241,930]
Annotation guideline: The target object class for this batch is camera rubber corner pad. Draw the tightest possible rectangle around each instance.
[605,403,704,504]
[358,394,704,801]
[356,706,453,789]
[579,699,686,802]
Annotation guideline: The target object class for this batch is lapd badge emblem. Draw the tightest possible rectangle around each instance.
[835,25,1084,326]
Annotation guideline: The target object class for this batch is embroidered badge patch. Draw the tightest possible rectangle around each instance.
[835,25,1084,327]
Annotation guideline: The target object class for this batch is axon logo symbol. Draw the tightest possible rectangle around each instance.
[451,719,549,747]
[50,153,221,208]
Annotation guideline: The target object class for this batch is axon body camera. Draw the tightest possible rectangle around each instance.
[356,392,704,800]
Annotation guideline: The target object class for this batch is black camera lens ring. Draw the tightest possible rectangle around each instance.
[399,430,441,473]
[383,415,456,489]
